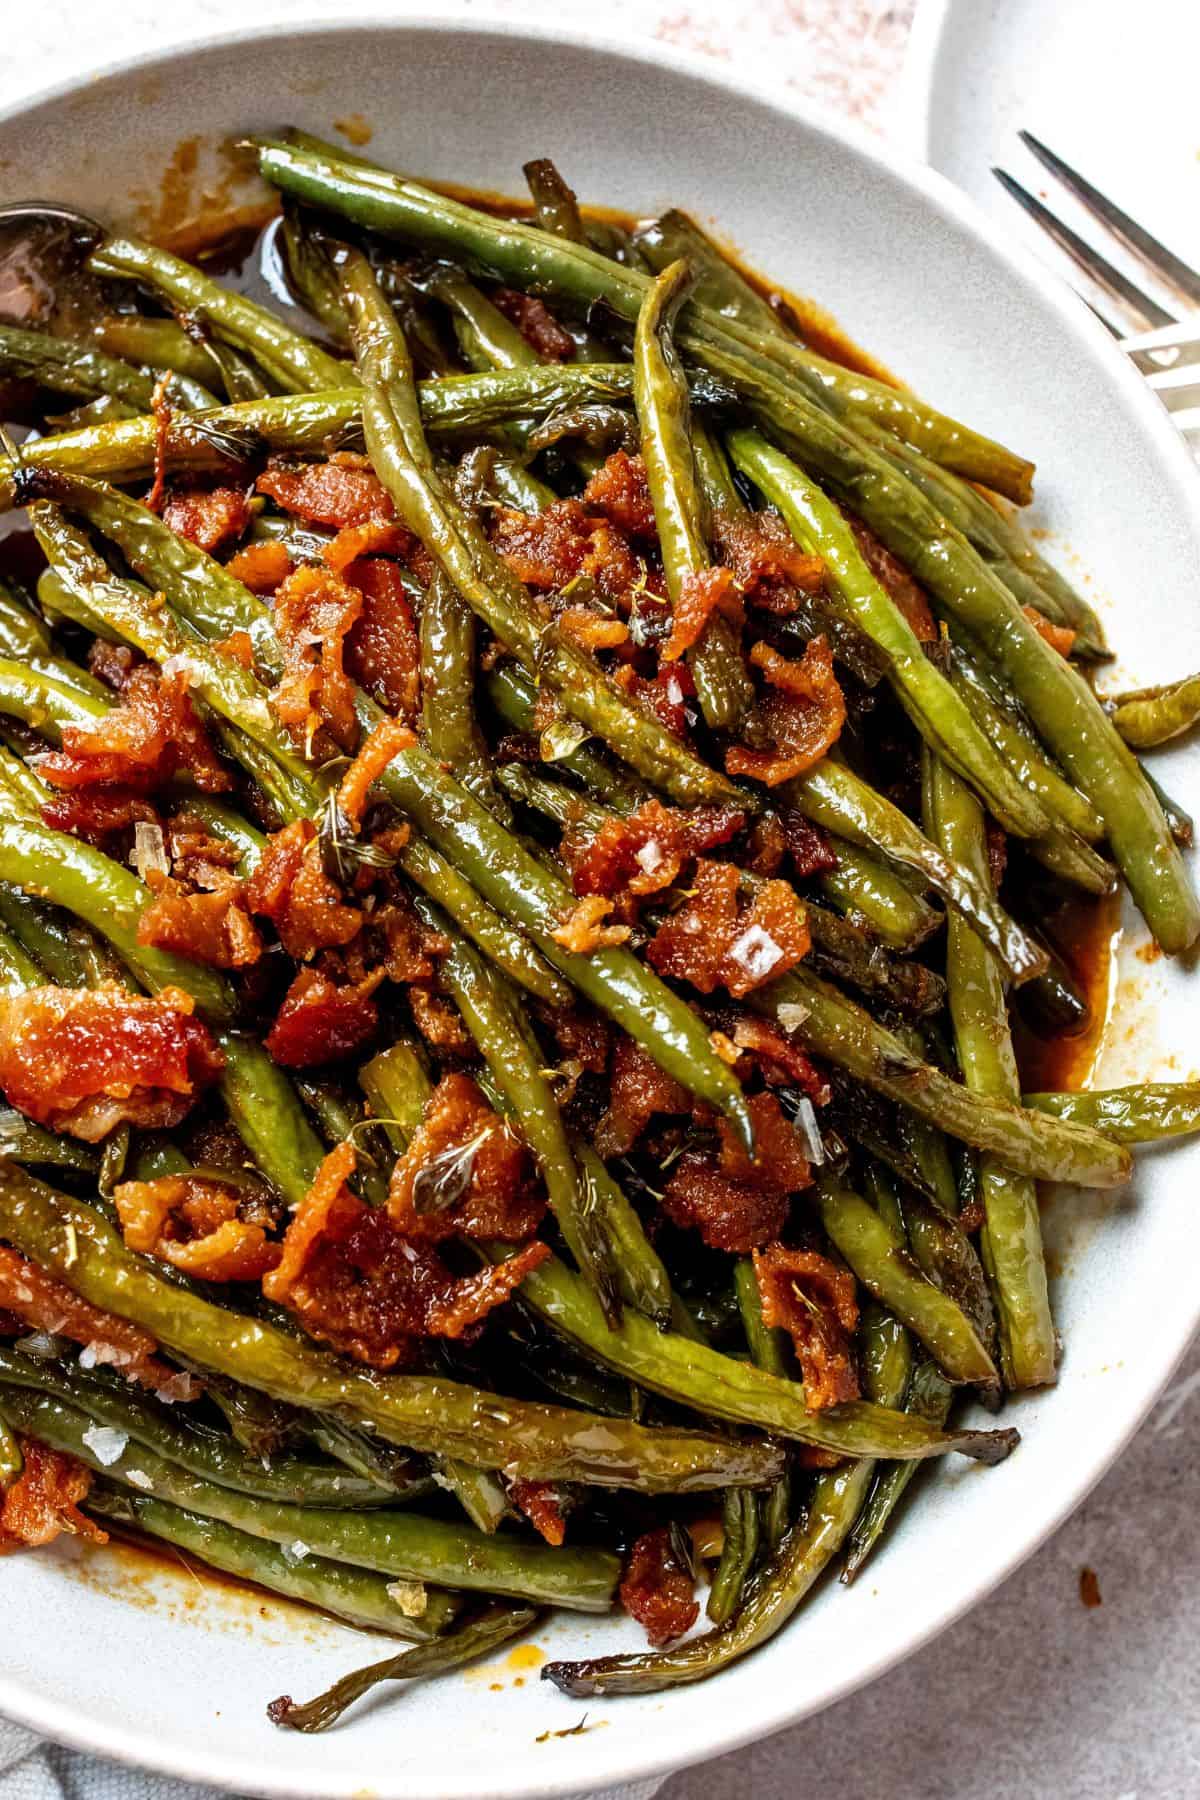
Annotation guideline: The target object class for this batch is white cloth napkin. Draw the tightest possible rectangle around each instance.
[0,1716,666,1800]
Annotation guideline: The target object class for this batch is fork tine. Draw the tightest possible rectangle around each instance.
[992,168,1175,333]
[1120,318,1200,354]
[1019,131,1200,312]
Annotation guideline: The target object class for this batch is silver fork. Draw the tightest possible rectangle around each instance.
[993,132,1200,446]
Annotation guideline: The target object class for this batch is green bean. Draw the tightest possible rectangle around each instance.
[0,888,89,988]
[788,756,1047,982]
[0,923,44,990]
[757,967,1131,1187]
[840,1353,953,1584]
[279,202,352,347]
[93,314,226,390]
[524,158,587,243]
[948,650,1106,842]
[294,1079,391,1208]
[576,1144,675,1329]
[266,1600,536,1732]
[0,1166,777,1493]
[1108,673,1200,749]
[304,1416,426,1497]
[252,138,1033,501]
[421,264,536,373]
[85,1485,458,1640]
[2,1379,617,1611]
[732,1260,791,1547]
[633,260,752,729]
[708,1487,760,1625]
[803,901,946,1017]
[496,1246,1017,1464]
[727,428,1047,840]
[926,752,1056,1389]
[0,658,112,739]
[338,248,744,811]
[436,922,622,1320]
[817,840,942,950]
[483,661,653,813]
[87,233,353,394]
[1023,1084,1200,1143]
[813,1174,997,1387]
[0,1347,404,1507]
[0,369,665,511]
[635,209,785,341]
[420,571,505,815]
[0,323,211,413]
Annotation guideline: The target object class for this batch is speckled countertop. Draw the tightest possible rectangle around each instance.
[1,5,1198,1798]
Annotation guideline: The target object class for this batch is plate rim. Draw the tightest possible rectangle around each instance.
[1,9,1199,1797]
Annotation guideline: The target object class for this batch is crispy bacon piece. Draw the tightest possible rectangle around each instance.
[338,718,416,825]
[725,638,846,787]
[582,451,657,540]
[271,564,362,752]
[778,808,840,879]
[753,1244,860,1410]
[660,1093,808,1252]
[40,787,157,847]
[646,861,810,997]
[491,288,575,361]
[744,811,786,877]
[40,664,231,796]
[264,966,383,1068]
[847,515,936,642]
[162,484,250,554]
[557,606,629,653]
[388,1072,542,1242]
[712,508,826,612]
[509,1479,568,1546]
[719,1012,831,1103]
[342,557,423,718]
[986,818,1008,892]
[565,797,745,902]
[114,1175,281,1282]
[0,984,223,1142]
[164,814,242,888]
[374,893,446,985]
[612,661,694,737]
[0,1245,172,1388]
[620,1527,698,1647]
[146,374,172,514]
[226,539,293,594]
[88,639,139,692]
[661,566,742,663]
[1022,604,1077,658]
[265,1143,549,1367]
[595,1037,689,1159]
[0,1440,106,1555]
[257,455,393,529]
[323,519,413,574]
[409,983,473,1054]
[245,819,362,960]
[137,870,262,970]
[550,894,632,954]
[490,501,591,590]
[548,1008,610,1075]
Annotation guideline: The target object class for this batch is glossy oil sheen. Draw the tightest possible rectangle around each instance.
[1,17,1199,1800]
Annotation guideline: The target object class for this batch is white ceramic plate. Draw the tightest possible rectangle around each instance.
[2,15,1200,1799]
[903,0,1200,279]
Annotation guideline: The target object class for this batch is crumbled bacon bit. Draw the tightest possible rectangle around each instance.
[342,558,422,719]
[257,456,393,529]
[646,861,810,997]
[753,1243,860,1410]
[164,814,242,888]
[0,1245,171,1389]
[322,519,413,575]
[0,1439,106,1554]
[744,812,787,876]
[660,1093,808,1252]
[719,1012,830,1103]
[778,809,840,879]
[548,1009,610,1075]
[213,630,256,669]
[491,288,575,362]
[595,1037,689,1159]
[114,1175,281,1282]
[162,485,250,554]
[146,374,172,515]
[264,1143,548,1367]
[373,892,445,985]
[582,452,657,540]
[245,819,362,960]
[491,501,591,590]
[509,1478,568,1546]
[1022,604,1077,658]
[564,797,745,902]
[556,606,629,653]
[388,1072,542,1242]
[40,664,231,797]
[0,984,223,1141]
[612,661,693,738]
[137,869,262,969]
[661,566,742,663]
[88,639,139,693]
[847,515,935,642]
[711,509,826,612]
[40,787,157,848]
[725,637,845,786]
[985,819,1008,892]
[264,966,383,1068]
[225,540,293,594]
[620,1527,698,1647]
[271,564,362,752]
[715,1089,812,1188]
[338,718,416,826]
[550,894,632,954]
